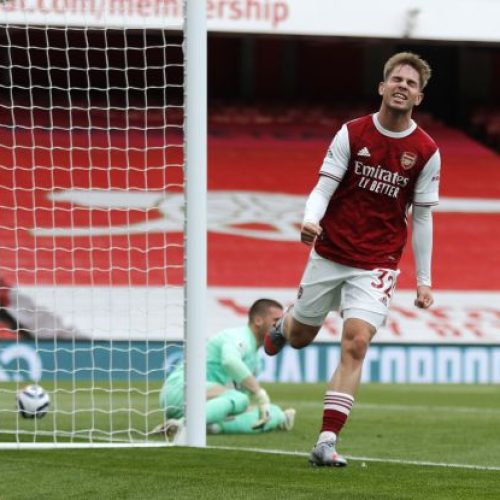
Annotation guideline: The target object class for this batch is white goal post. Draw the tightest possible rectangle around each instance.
[0,0,206,448]
[184,0,207,447]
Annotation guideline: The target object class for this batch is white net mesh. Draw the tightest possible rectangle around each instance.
[0,12,185,445]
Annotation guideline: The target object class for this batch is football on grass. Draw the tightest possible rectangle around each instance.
[16,384,50,419]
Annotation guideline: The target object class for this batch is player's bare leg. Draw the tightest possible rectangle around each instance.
[264,308,320,356]
[310,318,376,467]
[330,318,376,394]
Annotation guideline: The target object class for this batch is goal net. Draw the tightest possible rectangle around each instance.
[0,1,206,447]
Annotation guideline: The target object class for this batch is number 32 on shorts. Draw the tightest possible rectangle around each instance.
[370,269,398,301]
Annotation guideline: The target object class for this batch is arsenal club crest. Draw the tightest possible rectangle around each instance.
[400,152,417,170]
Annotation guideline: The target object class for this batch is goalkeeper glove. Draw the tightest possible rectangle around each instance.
[251,388,271,430]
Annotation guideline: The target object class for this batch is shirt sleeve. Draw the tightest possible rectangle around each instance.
[319,124,351,182]
[413,149,441,206]
[303,124,350,224]
[303,175,340,225]
[220,337,252,383]
[411,205,433,287]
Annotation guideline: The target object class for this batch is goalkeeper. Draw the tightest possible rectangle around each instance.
[155,298,295,438]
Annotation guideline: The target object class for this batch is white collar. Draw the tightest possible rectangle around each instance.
[372,112,416,138]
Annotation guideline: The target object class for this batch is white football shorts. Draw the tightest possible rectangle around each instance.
[293,249,400,330]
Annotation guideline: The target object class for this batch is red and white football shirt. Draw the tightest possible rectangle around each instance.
[315,113,440,270]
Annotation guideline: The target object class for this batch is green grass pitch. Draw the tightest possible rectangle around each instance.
[1,382,500,499]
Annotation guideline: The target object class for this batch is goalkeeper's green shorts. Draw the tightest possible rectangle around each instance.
[159,370,219,419]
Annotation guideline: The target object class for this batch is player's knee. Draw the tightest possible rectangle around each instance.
[345,334,369,360]
[342,318,375,361]
[342,329,370,361]
[222,389,249,414]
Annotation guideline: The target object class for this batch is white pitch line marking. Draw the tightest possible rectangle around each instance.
[356,403,500,414]
[210,445,500,471]
[287,401,500,415]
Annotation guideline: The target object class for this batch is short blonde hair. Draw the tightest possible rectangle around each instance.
[383,52,432,89]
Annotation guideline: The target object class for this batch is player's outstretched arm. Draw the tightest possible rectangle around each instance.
[301,222,322,246]
[250,387,271,430]
[301,175,339,246]
[412,205,434,309]
[415,284,434,309]
[237,375,271,429]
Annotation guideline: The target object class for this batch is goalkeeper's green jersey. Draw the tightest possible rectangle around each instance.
[205,325,259,385]
[168,325,259,386]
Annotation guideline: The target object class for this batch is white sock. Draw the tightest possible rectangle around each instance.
[317,431,336,444]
